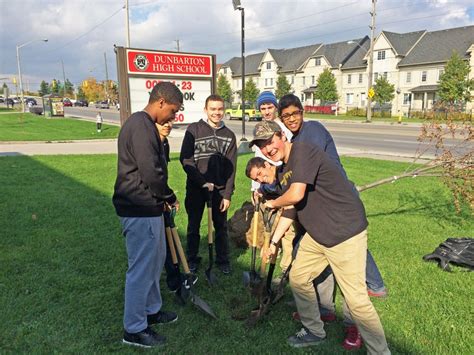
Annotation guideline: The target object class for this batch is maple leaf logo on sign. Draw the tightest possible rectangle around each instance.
[133,54,149,71]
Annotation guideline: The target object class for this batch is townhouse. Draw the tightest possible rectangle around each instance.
[219,25,474,115]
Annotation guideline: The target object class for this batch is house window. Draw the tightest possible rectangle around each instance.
[312,76,315,85]
[266,62,271,70]
[359,73,363,84]
[347,74,352,84]
[315,58,321,66]
[374,72,378,81]
[346,93,354,105]
[360,93,366,107]
[265,78,268,87]
[377,50,386,60]
[406,72,411,83]
[383,72,388,80]
[421,71,427,82]
[223,68,227,74]
[403,93,411,105]
[438,69,444,80]
[270,78,274,86]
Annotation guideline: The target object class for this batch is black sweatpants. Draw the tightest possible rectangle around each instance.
[185,187,229,266]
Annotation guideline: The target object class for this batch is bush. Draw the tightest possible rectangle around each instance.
[346,108,366,117]
[409,110,472,121]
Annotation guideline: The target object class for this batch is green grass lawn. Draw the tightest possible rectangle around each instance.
[0,112,119,141]
[0,154,472,353]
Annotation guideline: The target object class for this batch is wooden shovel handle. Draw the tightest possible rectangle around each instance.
[207,207,213,243]
[165,227,178,264]
[259,230,271,276]
[171,227,191,274]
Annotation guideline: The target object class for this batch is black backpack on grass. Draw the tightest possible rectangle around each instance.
[423,238,474,271]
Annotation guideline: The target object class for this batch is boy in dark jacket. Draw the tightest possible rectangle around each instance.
[113,82,182,349]
[180,94,237,274]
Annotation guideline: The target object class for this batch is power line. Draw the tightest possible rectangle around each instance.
[49,6,124,53]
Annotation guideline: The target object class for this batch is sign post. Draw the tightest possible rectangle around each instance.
[115,47,216,125]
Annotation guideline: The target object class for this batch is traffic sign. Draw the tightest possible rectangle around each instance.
[368,87,375,98]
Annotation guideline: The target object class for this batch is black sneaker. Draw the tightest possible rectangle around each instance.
[287,327,325,348]
[123,327,165,348]
[147,310,178,325]
[188,258,201,273]
[218,263,232,275]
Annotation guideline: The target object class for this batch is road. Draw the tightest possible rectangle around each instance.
[65,107,470,159]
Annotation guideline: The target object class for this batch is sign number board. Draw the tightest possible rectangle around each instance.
[115,47,216,125]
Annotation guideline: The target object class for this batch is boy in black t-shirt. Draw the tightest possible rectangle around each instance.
[248,121,390,354]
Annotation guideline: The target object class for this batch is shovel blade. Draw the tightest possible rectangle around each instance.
[243,270,262,288]
[205,268,217,286]
[191,292,218,319]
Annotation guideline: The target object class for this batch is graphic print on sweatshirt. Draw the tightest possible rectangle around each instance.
[194,135,233,161]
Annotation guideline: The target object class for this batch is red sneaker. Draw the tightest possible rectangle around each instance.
[292,312,336,323]
[368,288,388,298]
[342,325,363,350]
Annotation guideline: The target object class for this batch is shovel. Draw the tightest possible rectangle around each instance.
[164,213,184,305]
[243,197,261,288]
[205,188,217,286]
[168,210,218,319]
[246,244,280,327]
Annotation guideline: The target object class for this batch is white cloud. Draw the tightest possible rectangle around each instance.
[0,0,472,90]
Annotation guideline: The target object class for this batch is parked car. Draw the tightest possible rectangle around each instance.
[224,104,261,121]
[95,100,110,109]
[0,98,4,103]
[63,99,73,107]
[25,98,37,106]
[74,100,89,107]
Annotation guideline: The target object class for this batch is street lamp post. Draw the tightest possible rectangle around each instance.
[16,38,48,112]
[232,0,246,141]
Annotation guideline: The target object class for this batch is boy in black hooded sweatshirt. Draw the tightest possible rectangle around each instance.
[180,94,237,274]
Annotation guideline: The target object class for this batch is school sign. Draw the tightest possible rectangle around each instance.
[115,47,216,125]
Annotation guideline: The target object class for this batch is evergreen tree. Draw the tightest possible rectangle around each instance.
[275,74,292,99]
[438,51,474,109]
[373,76,395,105]
[64,79,74,96]
[243,78,259,105]
[216,74,233,106]
[314,69,338,103]
[39,80,50,96]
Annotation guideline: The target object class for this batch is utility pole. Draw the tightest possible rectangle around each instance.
[125,0,130,47]
[61,59,67,97]
[366,0,377,123]
[175,39,180,52]
[104,52,109,100]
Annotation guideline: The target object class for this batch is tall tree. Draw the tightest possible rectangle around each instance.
[39,80,50,96]
[81,77,104,102]
[64,79,74,96]
[243,78,259,105]
[50,79,61,94]
[314,69,338,103]
[438,51,474,110]
[216,74,233,106]
[275,74,292,99]
[373,76,395,105]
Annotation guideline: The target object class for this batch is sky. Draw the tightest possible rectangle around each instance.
[1,0,473,92]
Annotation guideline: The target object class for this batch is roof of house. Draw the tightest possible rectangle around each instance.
[221,52,265,76]
[383,30,426,56]
[398,25,474,67]
[313,38,367,68]
[341,37,371,69]
[410,84,439,93]
[268,44,321,72]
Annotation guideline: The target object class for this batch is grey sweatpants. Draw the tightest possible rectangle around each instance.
[120,216,166,333]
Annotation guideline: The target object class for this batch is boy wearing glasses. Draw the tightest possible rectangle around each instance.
[249,121,390,354]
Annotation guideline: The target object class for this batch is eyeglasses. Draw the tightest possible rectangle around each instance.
[280,110,303,122]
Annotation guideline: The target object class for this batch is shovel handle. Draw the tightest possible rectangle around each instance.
[207,207,213,243]
[259,230,272,276]
[165,227,178,265]
[171,226,191,274]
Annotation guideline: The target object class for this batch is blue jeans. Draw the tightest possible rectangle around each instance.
[120,216,166,333]
[366,250,385,292]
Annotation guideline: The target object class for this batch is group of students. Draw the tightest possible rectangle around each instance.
[111,82,390,353]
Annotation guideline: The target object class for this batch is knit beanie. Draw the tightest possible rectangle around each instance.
[256,91,278,110]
